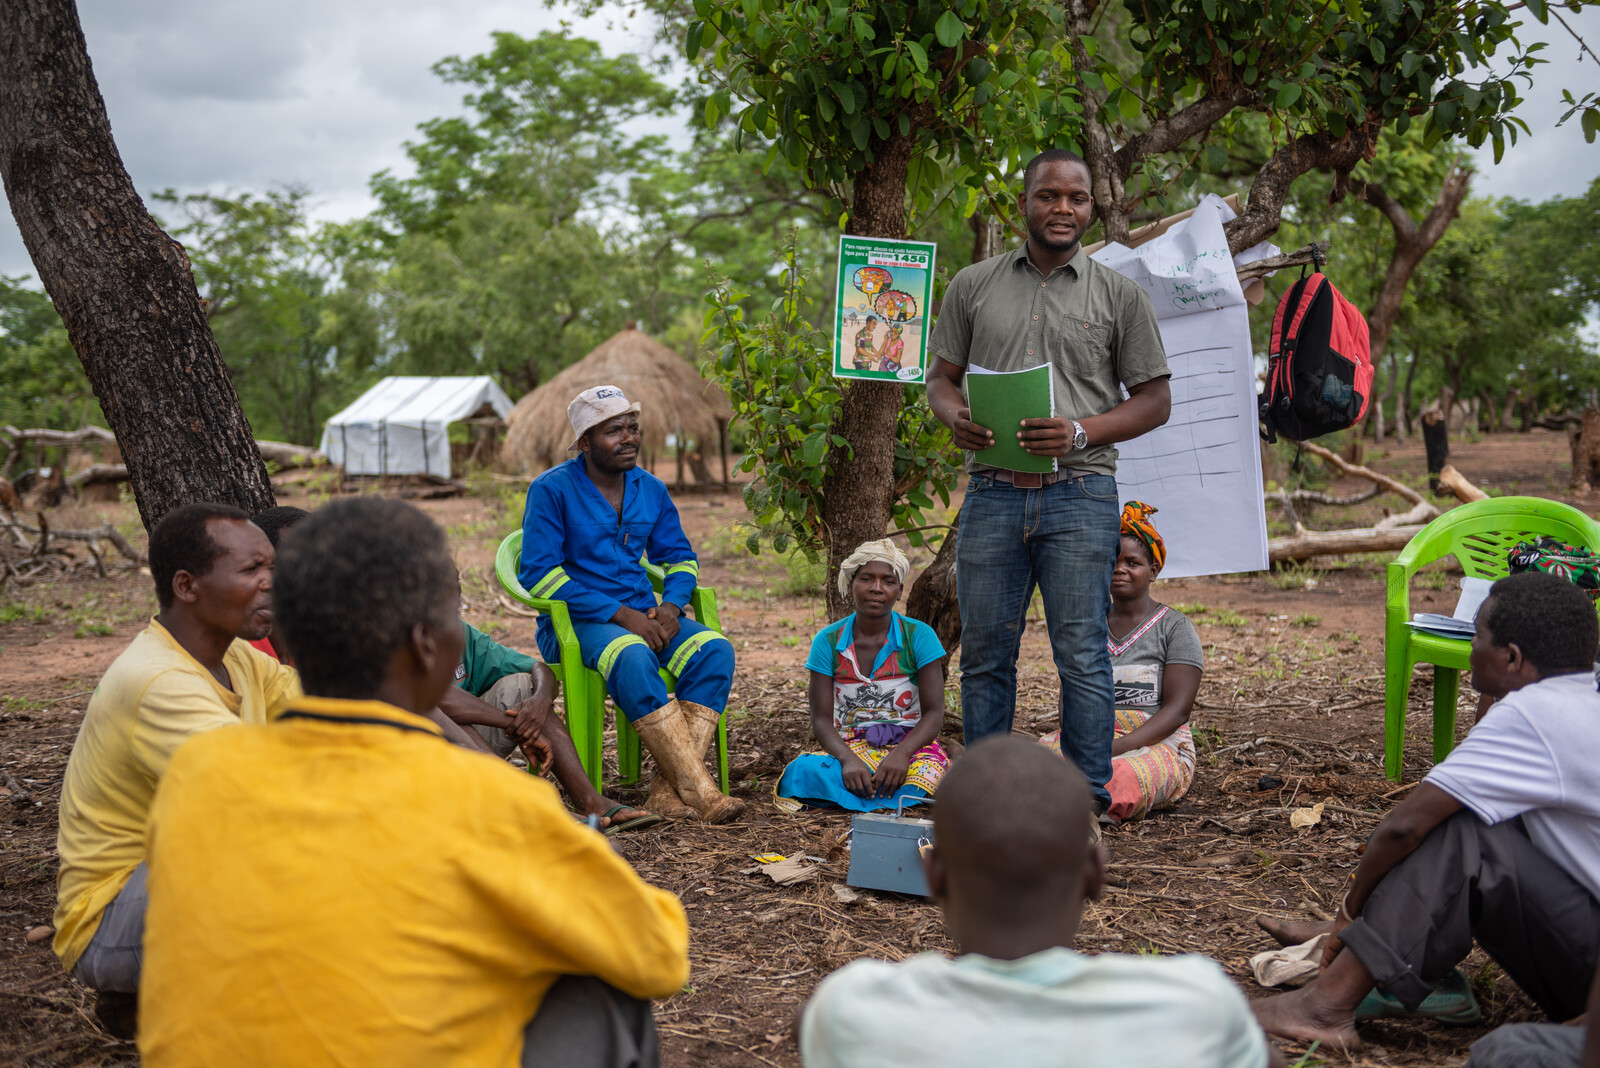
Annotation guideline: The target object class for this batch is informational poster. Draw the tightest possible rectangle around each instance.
[1090,195,1271,579]
[832,236,937,384]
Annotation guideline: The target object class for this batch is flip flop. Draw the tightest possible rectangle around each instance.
[598,804,663,837]
[1355,967,1480,1025]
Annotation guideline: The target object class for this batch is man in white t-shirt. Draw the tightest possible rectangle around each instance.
[800,735,1277,1068]
[1254,571,1600,1052]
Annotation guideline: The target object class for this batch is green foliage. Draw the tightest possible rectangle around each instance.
[1121,0,1539,163]
[369,31,675,236]
[703,235,960,557]
[0,276,96,430]
[330,30,731,396]
[687,0,1075,214]
[155,188,341,445]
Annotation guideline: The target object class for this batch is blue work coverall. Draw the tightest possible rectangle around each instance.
[518,458,733,720]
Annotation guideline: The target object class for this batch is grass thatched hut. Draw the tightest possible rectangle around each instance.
[501,324,733,485]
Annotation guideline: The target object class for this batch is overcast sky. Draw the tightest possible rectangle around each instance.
[1,0,1596,280]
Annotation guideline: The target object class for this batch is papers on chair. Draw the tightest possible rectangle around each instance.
[1407,614,1476,639]
[1406,577,1494,639]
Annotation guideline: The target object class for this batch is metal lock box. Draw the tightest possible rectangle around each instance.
[847,804,933,897]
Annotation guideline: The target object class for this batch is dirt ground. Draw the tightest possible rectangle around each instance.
[0,428,1590,1067]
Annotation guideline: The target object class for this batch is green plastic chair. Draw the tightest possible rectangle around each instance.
[1384,496,1600,781]
[495,530,730,793]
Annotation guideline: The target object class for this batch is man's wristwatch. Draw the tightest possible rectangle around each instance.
[1070,420,1088,451]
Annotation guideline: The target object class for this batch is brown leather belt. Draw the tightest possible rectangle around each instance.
[989,469,1061,489]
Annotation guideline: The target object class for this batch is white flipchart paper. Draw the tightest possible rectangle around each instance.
[1091,195,1270,578]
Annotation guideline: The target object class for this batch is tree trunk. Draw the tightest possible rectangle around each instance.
[1571,407,1600,492]
[1350,165,1472,442]
[1401,348,1423,436]
[904,520,960,674]
[820,134,914,619]
[1421,409,1449,495]
[0,0,273,530]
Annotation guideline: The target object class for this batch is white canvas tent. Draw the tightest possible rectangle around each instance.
[320,376,514,478]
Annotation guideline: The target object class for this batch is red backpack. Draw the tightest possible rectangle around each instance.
[1260,269,1373,443]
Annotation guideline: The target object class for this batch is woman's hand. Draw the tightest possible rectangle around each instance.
[872,749,912,796]
[840,754,876,797]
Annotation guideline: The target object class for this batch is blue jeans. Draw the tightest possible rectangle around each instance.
[956,472,1120,808]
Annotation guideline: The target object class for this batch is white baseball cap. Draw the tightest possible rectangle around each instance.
[567,385,642,450]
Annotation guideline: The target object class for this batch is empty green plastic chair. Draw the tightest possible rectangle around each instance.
[494,529,730,793]
[1383,496,1600,781]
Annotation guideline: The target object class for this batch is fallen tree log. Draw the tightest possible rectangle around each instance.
[1268,524,1426,564]
[1376,500,1439,530]
[1437,464,1489,503]
[2,425,325,475]
[256,439,326,469]
[67,463,128,488]
[1,423,115,450]
[1297,440,1428,506]
[0,514,145,563]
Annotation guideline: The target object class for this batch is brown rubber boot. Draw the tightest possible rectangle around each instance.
[633,700,743,824]
[645,774,693,819]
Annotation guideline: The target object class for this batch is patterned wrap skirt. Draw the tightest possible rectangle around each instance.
[773,736,949,814]
[1039,708,1195,821]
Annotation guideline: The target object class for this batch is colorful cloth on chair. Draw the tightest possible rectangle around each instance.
[1040,710,1195,821]
[773,737,949,813]
[1509,537,1600,604]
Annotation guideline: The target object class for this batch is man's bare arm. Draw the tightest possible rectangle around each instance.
[1081,375,1171,444]
[1319,782,1464,969]
[1017,376,1172,456]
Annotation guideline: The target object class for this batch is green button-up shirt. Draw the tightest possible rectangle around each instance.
[929,244,1169,476]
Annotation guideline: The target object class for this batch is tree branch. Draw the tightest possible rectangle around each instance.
[1113,86,1255,183]
[1223,125,1378,253]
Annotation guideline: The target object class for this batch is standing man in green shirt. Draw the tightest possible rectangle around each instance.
[437,622,657,833]
[925,149,1172,814]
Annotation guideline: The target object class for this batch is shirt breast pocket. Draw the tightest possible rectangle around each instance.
[1053,317,1113,376]
[621,520,651,553]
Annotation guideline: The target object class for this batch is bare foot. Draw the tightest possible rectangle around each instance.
[1256,914,1340,947]
[579,798,652,829]
[1252,985,1362,1052]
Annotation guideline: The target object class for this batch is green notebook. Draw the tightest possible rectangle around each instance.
[966,363,1057,474]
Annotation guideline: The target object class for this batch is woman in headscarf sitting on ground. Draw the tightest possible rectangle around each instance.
[775,539,949,813]
[1041,502,1203,822]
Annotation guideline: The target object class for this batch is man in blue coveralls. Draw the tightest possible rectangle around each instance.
[519,386,743,824]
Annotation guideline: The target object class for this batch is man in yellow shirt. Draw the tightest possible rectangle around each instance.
[140,496,689,1068]
[54,502,298,1035]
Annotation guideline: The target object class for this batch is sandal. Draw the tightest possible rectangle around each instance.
[1355,967,1480,1024]
[598,804,663,836]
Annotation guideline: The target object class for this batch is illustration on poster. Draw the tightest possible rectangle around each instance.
[853,266,893,296]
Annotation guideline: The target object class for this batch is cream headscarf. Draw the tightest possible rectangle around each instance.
[837,538,910,600]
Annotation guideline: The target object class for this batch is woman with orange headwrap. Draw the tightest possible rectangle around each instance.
[1040,501,1203,821]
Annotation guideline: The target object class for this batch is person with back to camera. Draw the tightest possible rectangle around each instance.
[799,734,1280,1067]
[138,497,688,1067]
